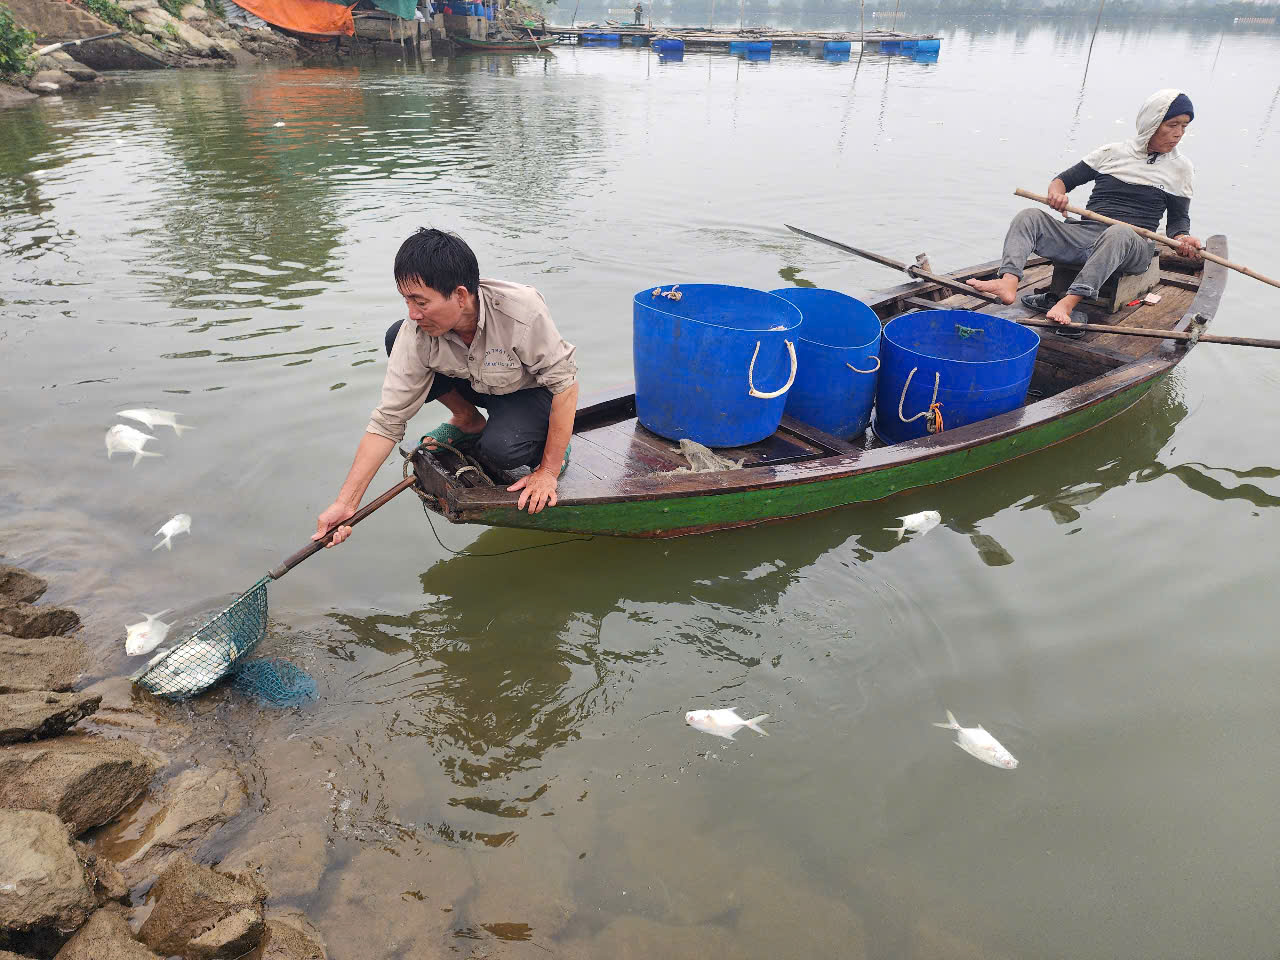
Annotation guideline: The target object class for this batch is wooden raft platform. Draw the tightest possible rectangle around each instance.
[545,24,937,49]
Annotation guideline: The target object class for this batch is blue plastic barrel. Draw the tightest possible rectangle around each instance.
[872,310,1040,444]
[652,37,684,52]
[768,288,881,438]
[915,37,940,51]
[746,40,771,52]
[880,39,900,53]
[824,40,850,53]
[729,40,747,52]
[823,50,850,62]
[634,284,803,447]
[900,39,918,52]
[658,50,684,61]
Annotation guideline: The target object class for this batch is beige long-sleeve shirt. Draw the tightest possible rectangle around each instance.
[366,278,578,443]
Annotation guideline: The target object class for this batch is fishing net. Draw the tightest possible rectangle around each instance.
[231,657,317,707]
[134,576,316,707]
[668,439,745,474]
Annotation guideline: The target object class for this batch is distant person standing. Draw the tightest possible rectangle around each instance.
[633,2,643,24]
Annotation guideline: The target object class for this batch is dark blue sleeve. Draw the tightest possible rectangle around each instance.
[1055,161,1098,192]
[1164,194,1191,238]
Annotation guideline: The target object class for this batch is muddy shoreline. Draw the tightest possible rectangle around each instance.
[0,560,327,960]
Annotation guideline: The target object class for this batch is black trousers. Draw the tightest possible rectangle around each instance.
[385,320,551,471]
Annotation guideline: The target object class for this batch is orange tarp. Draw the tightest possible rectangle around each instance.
[232,0,355,36]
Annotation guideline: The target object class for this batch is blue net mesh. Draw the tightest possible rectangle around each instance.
[133,575,313,707]
[230,657,318,707]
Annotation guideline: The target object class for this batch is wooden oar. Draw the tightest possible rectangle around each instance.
[786,224,1280,350]
[1014,188,1280,291]
[784,223,1003,302]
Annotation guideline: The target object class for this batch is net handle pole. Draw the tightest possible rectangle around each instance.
[269,476,418,580]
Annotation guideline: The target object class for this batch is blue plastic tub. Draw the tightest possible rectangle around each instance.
[768,288,881,438]
[746,40,771,52]
[634,284,803,447]
[652,37,684,52]
[824,40,851,53]
[872,310,1040,444]
[729,40,747,52]
[744,48,770,61]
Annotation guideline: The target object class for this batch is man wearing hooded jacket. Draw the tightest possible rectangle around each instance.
[968,89,1203,336]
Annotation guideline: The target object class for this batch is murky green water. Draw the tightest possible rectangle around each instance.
[2,19,1279,959]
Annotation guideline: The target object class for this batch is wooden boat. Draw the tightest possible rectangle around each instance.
[452,35,554,52]
[407,238,1227,538]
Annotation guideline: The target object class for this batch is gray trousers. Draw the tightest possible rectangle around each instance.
[999,208,1156,299]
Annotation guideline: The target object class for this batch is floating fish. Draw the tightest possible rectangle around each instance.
[142,638,232,697]
[886,509,941,541]
[105,424,161,467]
[125,610,174,657]
[932,710,1018,770]
[117,409,193,437]
[153,514,192,551]
[684,708,769,741]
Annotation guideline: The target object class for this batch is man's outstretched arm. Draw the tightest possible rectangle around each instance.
[314,431,397,547]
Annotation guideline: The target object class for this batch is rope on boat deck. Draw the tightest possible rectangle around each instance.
[403,442,595,557]
[898,366,945,434]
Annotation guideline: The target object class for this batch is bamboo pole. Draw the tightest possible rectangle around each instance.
[1015,188,1280,291]
[1084,0,1105,67]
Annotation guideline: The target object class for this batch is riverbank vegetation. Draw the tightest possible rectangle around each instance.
[0,4,35,76]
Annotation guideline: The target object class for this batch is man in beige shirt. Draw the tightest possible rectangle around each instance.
[314,229,579,545]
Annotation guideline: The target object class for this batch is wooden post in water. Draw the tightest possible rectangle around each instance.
[709,0,715,30]
[859,0,865,49]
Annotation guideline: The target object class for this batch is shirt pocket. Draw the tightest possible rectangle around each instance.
[478,350,526,390]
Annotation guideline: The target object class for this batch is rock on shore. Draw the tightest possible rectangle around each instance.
[0,810,96,955]
[0,734,163,834]
[0,560,328,959]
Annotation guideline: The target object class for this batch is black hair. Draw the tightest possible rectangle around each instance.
[393,228,480,298]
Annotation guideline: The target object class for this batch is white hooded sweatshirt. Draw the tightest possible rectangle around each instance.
[1080,88,1195,198]
[1057,89,1195,236]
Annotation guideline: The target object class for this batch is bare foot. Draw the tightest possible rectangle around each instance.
[1045,302,1076,325]
[966,274,1019,305]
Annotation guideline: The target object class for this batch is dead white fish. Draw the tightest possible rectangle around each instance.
[142,638,232,697]
[125,610,174,657]
[117,408,193,437]
[886,509,941,541]
[105,424,161,467]
[932,710,1018,770]
[153,514,192,551]
[684,708,769,741]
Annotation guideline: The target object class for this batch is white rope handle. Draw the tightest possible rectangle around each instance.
[748,339,798,399]
[898,366,941,423]
[847,356,880,375]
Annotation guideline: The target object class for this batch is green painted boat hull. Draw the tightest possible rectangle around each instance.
[455,376,1159,538]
